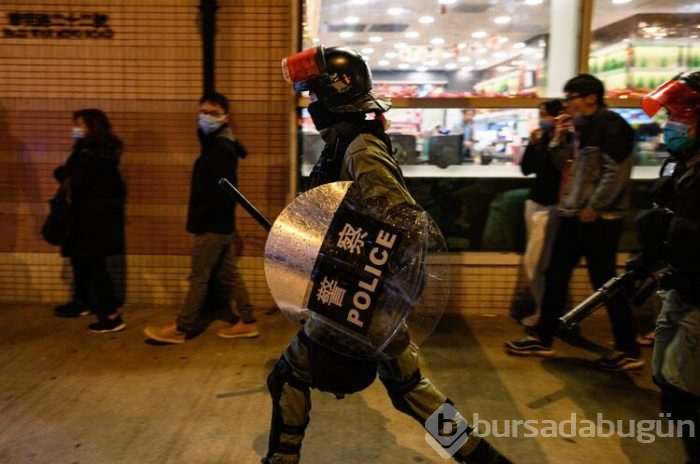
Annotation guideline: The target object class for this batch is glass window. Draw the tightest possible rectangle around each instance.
[303,0,550,97]
[590,0,700,97]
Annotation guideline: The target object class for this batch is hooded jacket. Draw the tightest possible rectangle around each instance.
[186,125,248,234]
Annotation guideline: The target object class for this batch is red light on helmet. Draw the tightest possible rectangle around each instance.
[642,75,700,123]
[281,46,326,92]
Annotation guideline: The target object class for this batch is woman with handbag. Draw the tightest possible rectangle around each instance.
[52,109,127,333]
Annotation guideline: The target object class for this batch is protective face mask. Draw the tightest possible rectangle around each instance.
[539,120,554,131]
[72,127,85,140]
[198,114,226,134]
[664,121,696,156]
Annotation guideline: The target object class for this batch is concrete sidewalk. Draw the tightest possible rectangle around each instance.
[0,304,685,463]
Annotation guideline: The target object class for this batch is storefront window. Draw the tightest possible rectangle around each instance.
[590,0,700,97]
[303,0,550,97]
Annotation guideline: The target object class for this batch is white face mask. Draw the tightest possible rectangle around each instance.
[198,114,226,134]
[72,127,85,140]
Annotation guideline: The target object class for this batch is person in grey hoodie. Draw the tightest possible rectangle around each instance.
[506,74,642,371]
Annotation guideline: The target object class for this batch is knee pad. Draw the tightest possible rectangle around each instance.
[267,357,309,400]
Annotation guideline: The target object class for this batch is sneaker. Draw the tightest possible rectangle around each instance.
[596,352,645,371]
[218,321,260,339]
[88,315,126,333]
[143,322,186,344]
[54,301,90,318]
[505,337,555,357]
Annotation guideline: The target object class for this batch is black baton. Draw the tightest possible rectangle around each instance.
[218,178,272,232]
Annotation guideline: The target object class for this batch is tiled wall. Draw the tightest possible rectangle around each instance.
[0,0,293,307]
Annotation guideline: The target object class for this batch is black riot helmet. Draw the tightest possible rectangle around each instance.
[282,45,391,113]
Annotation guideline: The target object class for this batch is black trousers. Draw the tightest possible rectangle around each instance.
[71,256,119,320]
[536,216,638,354]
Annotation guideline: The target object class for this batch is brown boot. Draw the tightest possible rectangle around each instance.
[144,322,186,344]
[218,320,260,339]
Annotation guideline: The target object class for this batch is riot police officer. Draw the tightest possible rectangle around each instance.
[634,71,700,462]
[260,46,512,464]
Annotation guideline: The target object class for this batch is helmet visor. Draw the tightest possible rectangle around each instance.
[281,46,326,92]
[642,77,700,123]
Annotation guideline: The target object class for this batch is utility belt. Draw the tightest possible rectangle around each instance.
[297,329,377,398]
[659,271,700,306]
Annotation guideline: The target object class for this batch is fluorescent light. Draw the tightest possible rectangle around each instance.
[511,60,524,65]
[339,31,353,38]
[458,56,471,63]
[494,16,511,24]
[431,37,445,45]
[472,30,487,39]
[498,36,509,44]
[438,0,458,4]
[344,16,360,24]
[493,51,506,58]
[477,47,488,54]
[353,0,369,4]
[445,63,458,70]
[612,0,632,4]
[416,66,428,72]
[398,63,410,69]
[419,16,435,24]
[405,31,420,39]
[442,52,454,58]
[387,7,404,15]
[514,41,526,48]
[476,59,489,66]
[461,66,474,72]
[361,47,375,54]
[496,65,512,72]
[457,43,467,49]
[521,47,535,55]
[369,36,383,43]
[424,60,439,66]
[524,0,543,4]
[394,42,407,49]
[385,52,398,58]
[378,60,390,66]
[312,37,320,43]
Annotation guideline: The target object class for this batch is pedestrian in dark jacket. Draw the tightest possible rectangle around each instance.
[53,109,127,333]
[519,99,564,327]
[144,92,258,344]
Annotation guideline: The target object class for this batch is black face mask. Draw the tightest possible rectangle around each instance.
[308,102,365,130]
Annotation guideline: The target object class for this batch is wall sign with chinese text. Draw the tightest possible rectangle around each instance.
[306,203,403,336]
[3,12,114,39]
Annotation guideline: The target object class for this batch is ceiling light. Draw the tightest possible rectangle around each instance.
[438,0,458,4]
[362,55,370,61]
[369,36,383,43]
[461,66,474,72]
[612,0,632,4]
[498,37,509,44]
[417,66,428,72]
[476,59,489,66]
[514,41,526,48]
[398,63,410,69]
[353,0,369,4]
[344,16,360,24]
[388,7,404,15]
[419,16,435,24]
[496,65,512,72]
[361,47,375,54]
[477,47,488,54]
[431,37,445,45]
[339,31,353,38]
[378,60,390,66]
[493,51,506,58]
[457,43,467,49]
[521,47,535,55]
[458,56,471,63]
[442,52,454,58]
[424,60,439,66]
[472,30,487,39]
[511,60,524,65]
[444,63,458,70]
[494,16,511,24]
[385,51,398,58]
[394,42,407,49]
[405,31,420,39]
[524,0,543,4]
[312,37,320,43]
